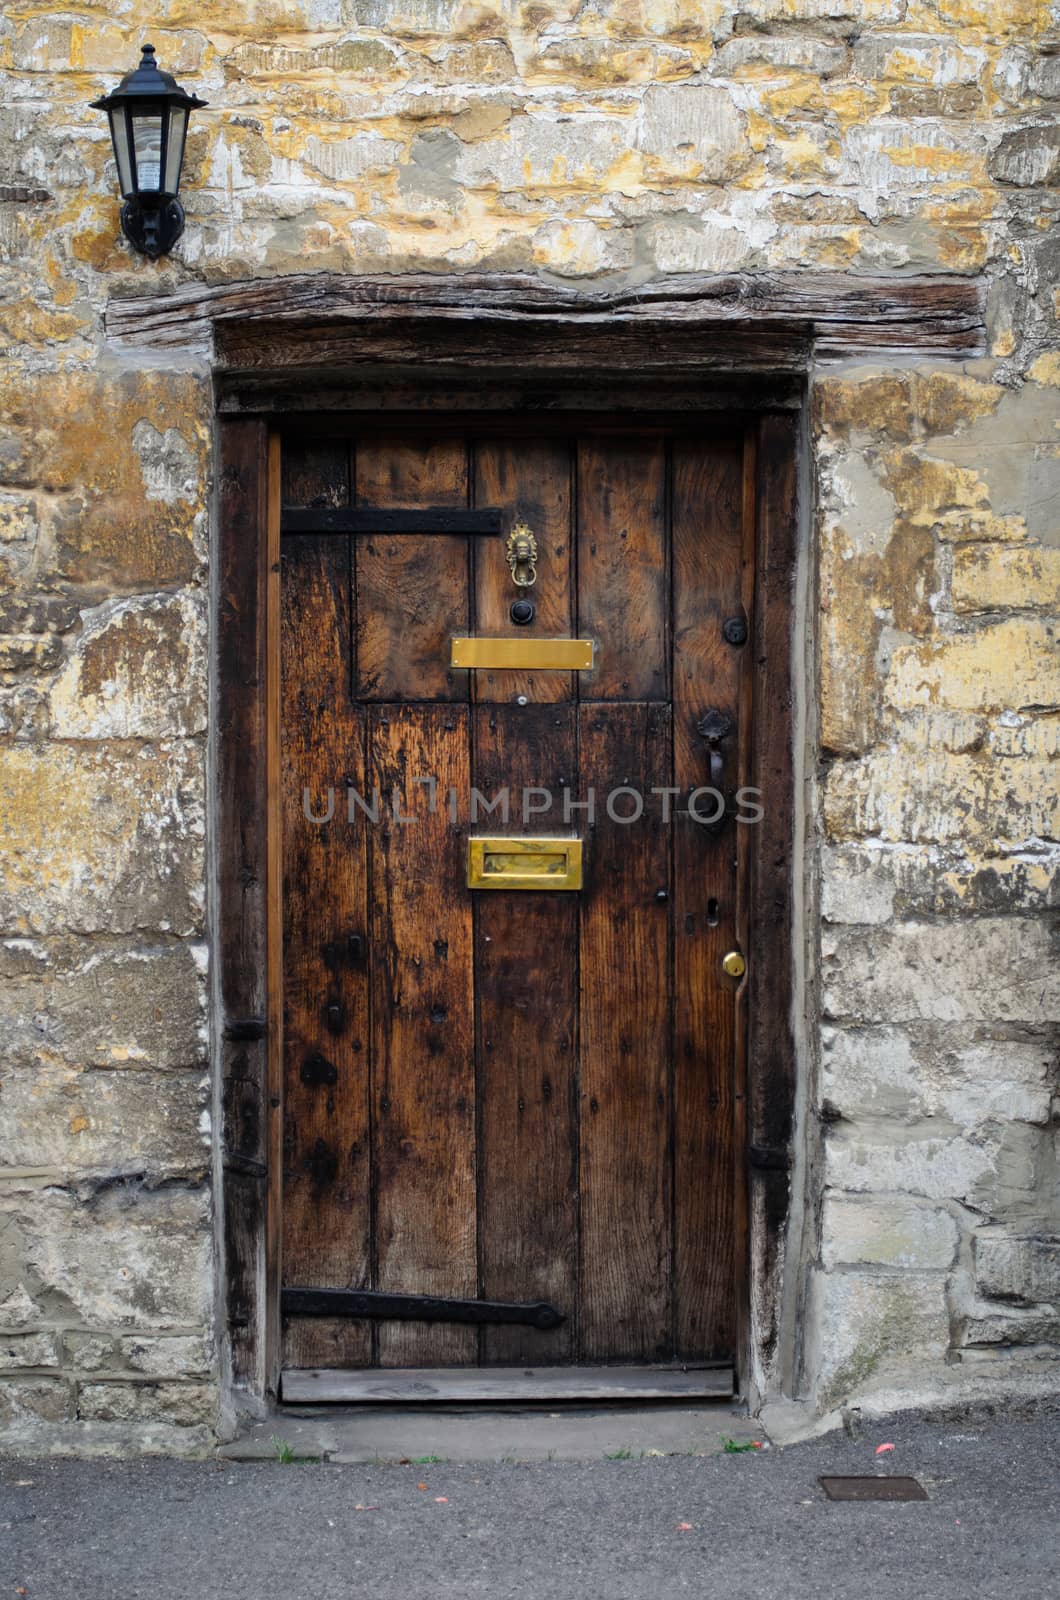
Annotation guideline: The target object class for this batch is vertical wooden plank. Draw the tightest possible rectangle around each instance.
[748,411,798,1382]
[280,534,373,1370]
[474,704,578,1364]
[369,705,476,1365]
[577,437,667,701]
[282,438,350,509]
[578,701,672,1361]
[355,438,469,701]
[265,432,284,1389]
[472,438,573,704]
[732,425,757,1381]
[216,417,269,1396]
[671,433,747,1360]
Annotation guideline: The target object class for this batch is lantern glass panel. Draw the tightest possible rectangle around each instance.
[132,111,164,192]
[163,107,187,195]
[110,109,134,197]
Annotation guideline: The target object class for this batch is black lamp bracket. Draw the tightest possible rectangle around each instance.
[120,197,186,260]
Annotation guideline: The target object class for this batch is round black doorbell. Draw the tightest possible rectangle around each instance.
[510,598,535,625]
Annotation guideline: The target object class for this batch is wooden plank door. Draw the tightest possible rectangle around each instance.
[280,422,752,1373]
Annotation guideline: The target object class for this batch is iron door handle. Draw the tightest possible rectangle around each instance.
[696,708,734,832]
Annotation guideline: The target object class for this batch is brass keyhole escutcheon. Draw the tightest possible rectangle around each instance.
[722,950,746,979]
[506,522,538,588]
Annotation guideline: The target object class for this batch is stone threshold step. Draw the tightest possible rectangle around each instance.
[221,1400,757,1465]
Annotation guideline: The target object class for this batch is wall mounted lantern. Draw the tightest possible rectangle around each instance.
[91,44,207,259]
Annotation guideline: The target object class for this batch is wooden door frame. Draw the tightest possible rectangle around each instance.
[215,400,797,1410]
[203,267,983,1410]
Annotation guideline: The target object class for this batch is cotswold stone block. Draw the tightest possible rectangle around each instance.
[529,37,696,87]
[989,124,1060,186]
[457,114,632,193]
[62,1333,116,1372]
[963,1307,1060,1346]
[48,592,207,740]
[119,1335,211,1378]
[821,1026,1055,1127]
[76,1381,215,1427]
[975,1234,1060,1304]
[714,36,848,77]
[820,844,897,925]
[820,840,1059,920]
[952,544,1060,615]
[1,1066,209,1177]
[928,387,1060,547]
[915,373,1004,436]
[823,1123,995,1203]
[227,36,404,80]
[0,1331,60,1369]
[0,371,209,589]
[636,85,750,181]
[738,0,904,19]
[639,215,759,274]
[0,743,205,936]
[0,940,207,1072]
[823,748,1058,847]
[878,449,1019,544]
[0,1284,42,1329]
[0,1181,212,1331]
[822,1196,959,1271]
[0,1378,72,1424]
[852,34,988,88]
[814,372,913,440]
[840,121,986,194]
[885,619,1060,716]
[822,919,1060,1025]
[810,1269,951,1411]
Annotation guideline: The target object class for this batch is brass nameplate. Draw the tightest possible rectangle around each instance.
[451,637,594,671]
[468,837,583,891]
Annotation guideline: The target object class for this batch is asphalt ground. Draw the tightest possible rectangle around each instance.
[2,1405,1057,1600]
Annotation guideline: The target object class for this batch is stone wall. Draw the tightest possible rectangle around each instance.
[1,2,1057,1450]
[810,363,1059,1413]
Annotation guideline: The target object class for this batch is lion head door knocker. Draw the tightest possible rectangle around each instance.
[506,521,538,625]
[506,522,538,587]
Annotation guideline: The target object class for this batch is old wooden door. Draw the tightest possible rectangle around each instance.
[279,420,752,1390]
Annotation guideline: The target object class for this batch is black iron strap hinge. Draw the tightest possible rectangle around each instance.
[283,1287,565,1330]
[281,507,503,536]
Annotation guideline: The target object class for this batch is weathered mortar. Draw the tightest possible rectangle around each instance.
[1,1,1058,1450]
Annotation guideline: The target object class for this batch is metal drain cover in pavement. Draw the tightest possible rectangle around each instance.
[819,1476,928,1501]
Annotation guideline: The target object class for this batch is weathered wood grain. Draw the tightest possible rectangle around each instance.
[216,418,270,1396]
[265,432,284,1390]
[748,411,799,1384]
[577,436,668,701]
[212,322,812,375]
[578,701,672,1362]
[219,377,804,416]
[671,434,746,1361]
[368,704,477,1366]
[282,1363,734,1403]
[471,437,573,704]
[280,533,372,1371]
[281,439,349,510]
[355,437,469,701]
[107,270,985,362]
[473,704,578,1364]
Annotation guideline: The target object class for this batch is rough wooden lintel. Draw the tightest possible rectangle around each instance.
[105,270,985,366]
